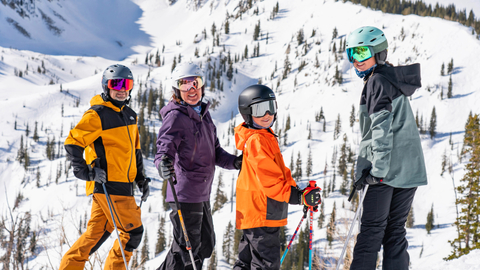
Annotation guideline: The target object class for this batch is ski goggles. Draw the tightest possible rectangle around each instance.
[176,76,204,92]
[107,78,134,91]
[250,100,277,117]
[347,46,374,63]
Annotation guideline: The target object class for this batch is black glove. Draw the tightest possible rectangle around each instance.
[354,171,382,191]
[234,154,243,170]
[158,155,175,180]
[301,186,322,208]
[137,178,151,202]
[89,167,107,184]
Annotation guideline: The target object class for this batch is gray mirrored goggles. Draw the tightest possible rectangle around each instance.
[251,100,277,117]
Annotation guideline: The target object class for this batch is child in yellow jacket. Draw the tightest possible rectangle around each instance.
[233,85,321,269]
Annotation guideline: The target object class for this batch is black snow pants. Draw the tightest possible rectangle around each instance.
[350,184,417,270]
[233,227,281,270]
[157,201,215,270]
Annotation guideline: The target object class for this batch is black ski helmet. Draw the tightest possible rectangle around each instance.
[238,84,277,127]
[101,64,134,102]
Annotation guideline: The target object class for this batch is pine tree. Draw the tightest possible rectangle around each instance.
[285,114,291,131]
[208,250,217,270]
[334,113,341,140]
[447,58,454,74]
[225,20,230,34]
[429,106,437,139]
[297,28,304,45]
[327,202,336,246]
[318,202,325,229]
[306,148,312,179]
[441,149,447,176]
[441,62,445,76]
[447,75,453,98]
[426,204,435,234]
[155,216,166,255]
[140,230,149,265]
[213,172,228,213]
[350,105,355,127]
[406,207,415,228]
[332,27,338,39]
[294,152,302,181]
[222,221,234,265]
[447,113,480,260]
[33,121,39,142]
[253,21,261,41]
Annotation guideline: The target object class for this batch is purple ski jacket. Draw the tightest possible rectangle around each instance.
[155,100,236,203]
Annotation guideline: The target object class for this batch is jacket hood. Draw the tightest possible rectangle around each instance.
[160,100,210,121]
[374,63,422,97]
[90,94,122,112]
[235,123,274,151]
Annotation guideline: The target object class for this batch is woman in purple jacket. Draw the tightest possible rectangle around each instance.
[155,62,242,270]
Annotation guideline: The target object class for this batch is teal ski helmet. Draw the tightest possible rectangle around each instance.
[346,26,388,64]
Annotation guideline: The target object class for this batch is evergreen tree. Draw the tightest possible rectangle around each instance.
[429,106,437,139]
[213,172,228,213]
[285,114,291,131]
[283,56,291,80]
[155,216,166,255]
[208,250,217,270]
[327,202,336,246]
[447,58,454,74]
[441,149,447,176]
[222,221,235,265]
[426,204,435,234]
[441,62,445,76]
[294,152,302,181]
[140,230,149,265]
[25,122,29,137]
[171,56,177,72]
[306,148,312,179]
[447,113,480,260]
[350,105,355,127]
[297,28,304,45]
[33,121,39,142]
[332,27,338,39]
[447,75,453,98]
[334,113,341,140]
[406,207,415,228]
[318,202,325,228]
[225,20,230,34]
[253,21,261,41]
[36,166,41,187]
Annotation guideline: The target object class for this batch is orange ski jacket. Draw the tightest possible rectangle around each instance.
[234,123,297,229]
[65,95,144,196]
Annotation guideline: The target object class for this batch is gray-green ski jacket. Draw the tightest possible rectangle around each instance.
[356,63,428,188]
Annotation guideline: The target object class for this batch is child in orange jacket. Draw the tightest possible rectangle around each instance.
[233,85,321,269]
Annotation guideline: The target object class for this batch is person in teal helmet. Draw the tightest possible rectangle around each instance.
[345,26,428,269]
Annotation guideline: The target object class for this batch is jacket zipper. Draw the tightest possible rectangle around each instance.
[121,110,134,196]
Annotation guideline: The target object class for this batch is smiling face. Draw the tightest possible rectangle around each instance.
[353,56,376,72]
[180,87,202,105]
[252,113,274,128]
[109,88,130,102]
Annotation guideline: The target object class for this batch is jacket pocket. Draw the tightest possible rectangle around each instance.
[266,197,288,221]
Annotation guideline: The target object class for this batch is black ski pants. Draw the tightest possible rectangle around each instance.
[157,201,215,270]
[233,227,281,270]
[350,184,416,270]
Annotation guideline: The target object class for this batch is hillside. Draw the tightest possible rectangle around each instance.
[1,0,479,269]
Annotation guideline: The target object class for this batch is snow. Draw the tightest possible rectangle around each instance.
[1,0,480,269]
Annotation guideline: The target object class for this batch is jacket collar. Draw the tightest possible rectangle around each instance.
[234,123,275,151]
[90,95,123,112]
[160,100,210,122]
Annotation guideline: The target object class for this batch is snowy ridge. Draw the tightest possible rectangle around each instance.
[0,0,479,269]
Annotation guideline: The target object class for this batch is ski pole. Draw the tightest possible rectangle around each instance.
[102,183,130,270]
[168,175,198,270]
[335,185,370,270]
[309,206,314,270]
[280,206,308,265]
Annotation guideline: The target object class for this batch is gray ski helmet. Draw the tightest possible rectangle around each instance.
[171,62,205,102]
[101,64,134,97]
[238,84,277,127]
[346,26,388,64]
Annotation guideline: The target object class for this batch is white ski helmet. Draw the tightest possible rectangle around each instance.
[171,62,205,102]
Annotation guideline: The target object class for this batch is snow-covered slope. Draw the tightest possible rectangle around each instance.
[1,0,479,269]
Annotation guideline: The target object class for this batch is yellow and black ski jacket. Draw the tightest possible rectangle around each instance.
[65,94,144,196]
